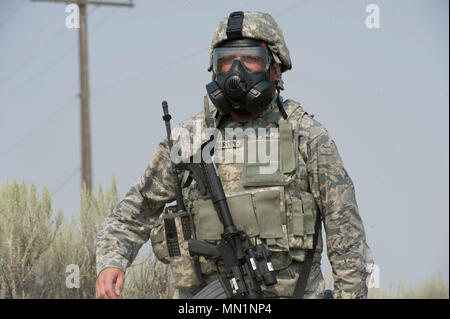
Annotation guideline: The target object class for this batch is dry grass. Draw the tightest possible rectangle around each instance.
[0,180,61,298]
[368,275,449,299]
[323,272,449,299]
[0,177,172,299]
[120,252,175,299]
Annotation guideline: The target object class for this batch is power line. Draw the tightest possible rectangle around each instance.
[0,7,126,162]
[89,4,100,15]
[91,6,119,32]
[0,27,69,86]
[274,0,308,18]
[0,7,119,103]
[51,166,81,196]
[3,0,306,103]
[91,47,208,93]
[4,43,79,100]
[1,97,76,157]
[0,5,104,87]
[0,0,26,31]
[33,0,134,192]
[89,1,308,95]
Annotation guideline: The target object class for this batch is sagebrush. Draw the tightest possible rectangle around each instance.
[0,177,173,299]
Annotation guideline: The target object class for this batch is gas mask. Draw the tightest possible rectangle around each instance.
[206,39,276,116]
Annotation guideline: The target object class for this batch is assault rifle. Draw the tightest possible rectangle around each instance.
[162,101,277,299]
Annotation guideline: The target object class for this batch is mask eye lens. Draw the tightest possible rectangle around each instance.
[241,55,266,72]
[214,47,270,74]
[217,56,236,73]
[217,55,266,73]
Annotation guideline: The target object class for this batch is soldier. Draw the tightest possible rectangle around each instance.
[95,11,373,299]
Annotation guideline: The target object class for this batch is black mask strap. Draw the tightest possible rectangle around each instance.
[226,11,244,40]
[276,88,288,120]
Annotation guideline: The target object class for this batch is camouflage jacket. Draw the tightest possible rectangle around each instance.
[96,98,373,299]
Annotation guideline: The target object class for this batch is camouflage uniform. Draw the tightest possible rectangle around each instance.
[96,11,373,299]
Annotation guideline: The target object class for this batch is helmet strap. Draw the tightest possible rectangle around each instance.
[274,63,284,91]
[276,88,288,120]
[274,63,287,119]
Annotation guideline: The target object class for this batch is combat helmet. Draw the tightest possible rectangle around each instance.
[208,11,292,74]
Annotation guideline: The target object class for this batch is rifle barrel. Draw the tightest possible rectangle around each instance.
[162,101,185,212]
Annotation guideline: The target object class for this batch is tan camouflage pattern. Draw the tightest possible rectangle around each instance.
[209,11,292,73]
[169,211,202,289]
[95,97,373,299]
[96,139,175,274]
[292,102,374,299]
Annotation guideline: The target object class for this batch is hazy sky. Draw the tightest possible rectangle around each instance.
[0,0,448,290]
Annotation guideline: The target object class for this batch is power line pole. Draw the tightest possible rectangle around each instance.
[79,3,92,191]
[31,0,134,191]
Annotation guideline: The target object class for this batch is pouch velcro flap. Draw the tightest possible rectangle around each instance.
[279,121,295,173]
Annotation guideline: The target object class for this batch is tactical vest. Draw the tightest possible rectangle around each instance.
[150,99,323,292]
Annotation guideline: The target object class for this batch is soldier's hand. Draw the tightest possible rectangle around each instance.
[96,267,125,299]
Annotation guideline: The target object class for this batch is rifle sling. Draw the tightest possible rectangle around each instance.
[292,211,321,299]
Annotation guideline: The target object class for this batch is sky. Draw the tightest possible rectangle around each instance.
[0,0,448,291]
